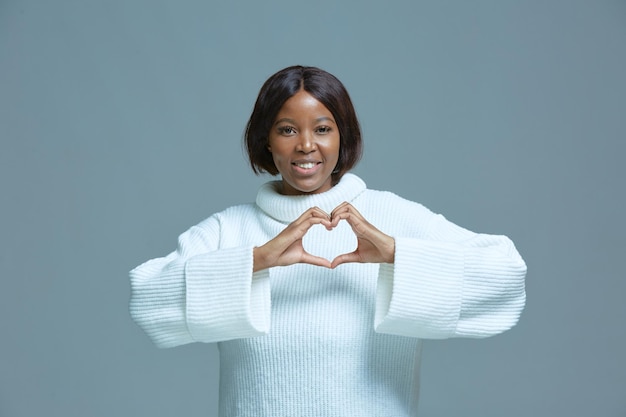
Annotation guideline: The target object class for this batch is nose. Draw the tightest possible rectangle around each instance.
[296,131,316,153]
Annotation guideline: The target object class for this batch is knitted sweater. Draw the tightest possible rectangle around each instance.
[129,174,526,417]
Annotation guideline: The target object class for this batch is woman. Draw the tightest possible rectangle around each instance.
[130,65,526,416]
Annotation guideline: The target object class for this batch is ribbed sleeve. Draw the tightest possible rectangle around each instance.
[375,238,464,338]
[455,234,527,338]
[129,217,271,348]
[375,214,526,339]
[129,254,193,348]
[186,247,270,342]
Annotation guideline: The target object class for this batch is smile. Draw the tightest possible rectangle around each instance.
[294,162,318,169]
[291,161,322,175]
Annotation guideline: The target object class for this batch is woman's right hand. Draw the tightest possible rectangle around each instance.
[253,207,333,272]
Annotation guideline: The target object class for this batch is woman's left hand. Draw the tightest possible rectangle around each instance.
[330,202,395,268]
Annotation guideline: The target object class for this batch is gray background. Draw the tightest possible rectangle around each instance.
[1,0,624,416]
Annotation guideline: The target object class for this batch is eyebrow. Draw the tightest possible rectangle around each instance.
[274,117,336,126]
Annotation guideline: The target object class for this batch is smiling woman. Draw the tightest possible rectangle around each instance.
[266,90,341,196]
[245,66,362,187]
[129,65,527,417]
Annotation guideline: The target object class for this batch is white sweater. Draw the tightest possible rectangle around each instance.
[129,174,526,417]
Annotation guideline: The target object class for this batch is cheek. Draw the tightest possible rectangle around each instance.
[268,145,288,170]
[329,136,341,157]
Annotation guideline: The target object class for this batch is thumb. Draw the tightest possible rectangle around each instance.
[331,251,361,269]
[301,251,332,269]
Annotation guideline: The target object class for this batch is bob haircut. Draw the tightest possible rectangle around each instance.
[245,65,362,184]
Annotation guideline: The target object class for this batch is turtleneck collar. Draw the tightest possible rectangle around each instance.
[255,173,367,223]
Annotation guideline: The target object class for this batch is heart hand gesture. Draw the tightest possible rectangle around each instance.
[253,207,333,272]
[253,203,395,272]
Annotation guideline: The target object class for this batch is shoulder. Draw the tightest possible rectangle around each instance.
[357,188,434,218]
[194,203,261,231]
[350,187,437,237]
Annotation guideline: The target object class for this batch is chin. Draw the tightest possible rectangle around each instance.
[282,177,331,196]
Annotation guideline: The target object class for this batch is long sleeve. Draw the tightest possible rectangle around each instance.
[374,212,526,340]
[129,215,271,348]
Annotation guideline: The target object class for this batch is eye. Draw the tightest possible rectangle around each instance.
[277,126,296,136]
[315,126,332,134]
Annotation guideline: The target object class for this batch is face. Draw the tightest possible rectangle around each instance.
[268,89,340,196]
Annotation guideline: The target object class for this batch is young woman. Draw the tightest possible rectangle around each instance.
[130,65,526,416]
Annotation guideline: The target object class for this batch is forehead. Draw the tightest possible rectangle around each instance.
[276,90,333,118]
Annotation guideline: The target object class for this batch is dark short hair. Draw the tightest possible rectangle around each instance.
[244,65,362,183]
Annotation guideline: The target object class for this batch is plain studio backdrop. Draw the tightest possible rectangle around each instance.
[1,1,624,416]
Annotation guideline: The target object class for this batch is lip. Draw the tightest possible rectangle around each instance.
[291,160,322,175]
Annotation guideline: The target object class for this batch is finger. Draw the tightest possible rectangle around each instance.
[330,209,353,227]
[330,201,350,214]
[332,211,370,236]
[331,202,364,217]
[292,206,330,224]
[300,215,332,231]
[330,251,362,268]
[330,201,352,220]
[330,203,367,227]
[294,207,332,229]
[285,210,331,237]
[300,252,332,269]
[303,206,331,219]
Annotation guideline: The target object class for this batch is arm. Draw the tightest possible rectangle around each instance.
[129,216,271,348]
[375,214,527,339]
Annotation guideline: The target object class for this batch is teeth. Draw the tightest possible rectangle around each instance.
[296,162,316,169]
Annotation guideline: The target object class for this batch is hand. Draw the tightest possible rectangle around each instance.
[330,202,395,269]
[253,207,333,272]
